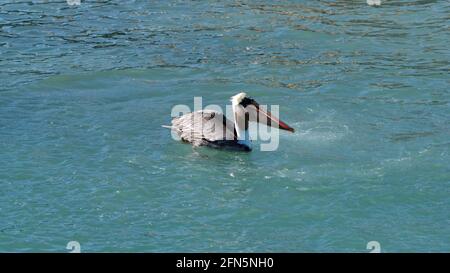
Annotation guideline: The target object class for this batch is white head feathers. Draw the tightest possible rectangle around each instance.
[231,92,247,106]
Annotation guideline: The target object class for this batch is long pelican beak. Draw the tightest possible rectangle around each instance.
[255,105,295,133]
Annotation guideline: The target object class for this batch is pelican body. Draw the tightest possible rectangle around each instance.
[166,93,294,151]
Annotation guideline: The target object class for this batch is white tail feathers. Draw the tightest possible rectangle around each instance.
[161,125,172,129]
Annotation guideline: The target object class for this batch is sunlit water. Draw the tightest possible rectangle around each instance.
[1,0,449,252]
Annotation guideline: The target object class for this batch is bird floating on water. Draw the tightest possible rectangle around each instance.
[163,92,294,152]
[367,0,381,6]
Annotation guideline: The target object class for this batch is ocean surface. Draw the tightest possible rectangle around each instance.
[1,0,449,252]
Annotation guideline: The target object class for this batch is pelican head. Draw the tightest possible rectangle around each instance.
[230,92,295,133]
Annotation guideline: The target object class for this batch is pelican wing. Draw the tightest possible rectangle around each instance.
[171,110,236,146]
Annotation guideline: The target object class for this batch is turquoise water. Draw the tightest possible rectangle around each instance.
[1,0,449,252]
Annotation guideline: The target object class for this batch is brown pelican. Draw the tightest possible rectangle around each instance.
[164,92,294,151]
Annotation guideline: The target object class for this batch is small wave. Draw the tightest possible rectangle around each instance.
[291,121,350,143]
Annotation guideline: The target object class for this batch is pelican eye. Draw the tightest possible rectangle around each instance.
[240,97,255,107]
